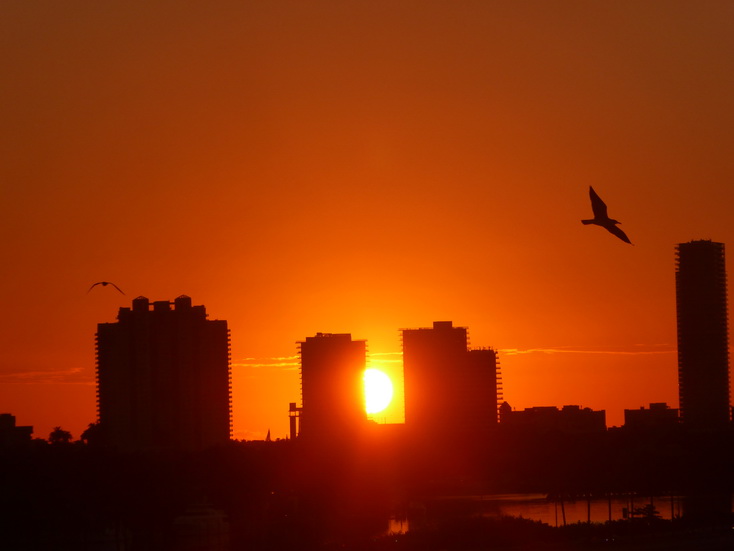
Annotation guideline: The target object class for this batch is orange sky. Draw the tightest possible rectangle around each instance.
[2,1,734,440]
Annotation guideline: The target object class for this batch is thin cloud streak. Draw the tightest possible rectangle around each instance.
[236,346,677,371]
[501,346,676,357]
[0,367,93,385]
[233,356,300,370]
[234,352,405,370]
[241,356,300,362]
[369,351,403,365]
[4,346,673,385]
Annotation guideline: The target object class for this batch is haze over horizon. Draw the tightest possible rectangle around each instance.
[2,1,734,440]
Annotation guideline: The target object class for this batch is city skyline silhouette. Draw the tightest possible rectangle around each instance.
[5,2,734,441]
[2,234,730,441]
[3,4,734,547]
[11,234,730,443]
[2,249,732,548]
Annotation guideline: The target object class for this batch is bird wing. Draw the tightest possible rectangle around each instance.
[87,282,101,293]
[605,224,633,244]
[109,282,126,295]
[589,186,609,219]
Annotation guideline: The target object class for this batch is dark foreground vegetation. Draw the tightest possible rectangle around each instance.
[1,425,733,550]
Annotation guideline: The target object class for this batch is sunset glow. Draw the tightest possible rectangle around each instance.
[1,2,732,441]
[5,5,734,547]
[364,368,394,415]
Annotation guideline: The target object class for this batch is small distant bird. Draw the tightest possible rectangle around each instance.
[88,281,125,295]
[581,186,633,244]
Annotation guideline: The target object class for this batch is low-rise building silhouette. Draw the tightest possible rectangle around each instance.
[499,402,606,433]
[624,402,679,431]
[96,296,231,451]
[0,413,32,447]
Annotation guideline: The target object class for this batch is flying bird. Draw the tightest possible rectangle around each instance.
[88,281,126,295]
[581,186,633,244]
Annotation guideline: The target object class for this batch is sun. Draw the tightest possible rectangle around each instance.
[363,368,394,415]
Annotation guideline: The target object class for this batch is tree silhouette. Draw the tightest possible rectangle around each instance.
[48,426,72,445]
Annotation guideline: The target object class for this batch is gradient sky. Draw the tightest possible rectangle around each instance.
[2,1,734,440]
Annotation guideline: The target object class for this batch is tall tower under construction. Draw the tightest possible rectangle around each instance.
[402,321,501,439]
[298,332,367,440]
[675,240,731,429]
[96,296,231,450]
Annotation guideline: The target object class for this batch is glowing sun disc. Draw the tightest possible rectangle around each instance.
[364,368,394,414]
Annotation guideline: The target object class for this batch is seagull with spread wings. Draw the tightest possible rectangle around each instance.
[88,281,126,295]
[581,186,633,244]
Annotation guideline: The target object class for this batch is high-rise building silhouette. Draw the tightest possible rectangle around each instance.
[297,332,367,440]
[675,240,731,429]
[96,296,231,450]
[402,321,500,439]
